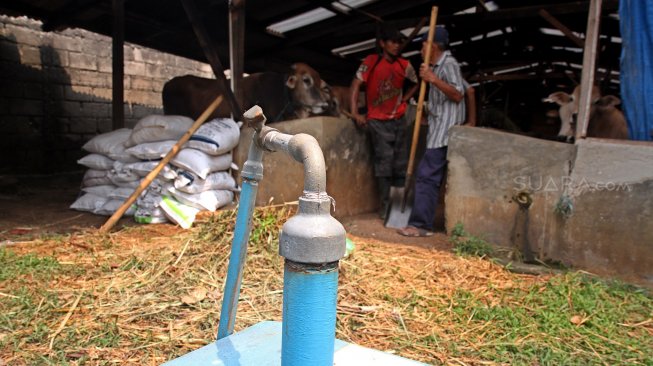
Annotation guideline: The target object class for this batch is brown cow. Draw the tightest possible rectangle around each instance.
[285,63,333,118]
[545,85,629,142]
[162,63,333,122]
[323,84,352,118]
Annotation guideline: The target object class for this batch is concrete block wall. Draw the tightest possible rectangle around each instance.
[446,126,653,286]
[0,15,214,174]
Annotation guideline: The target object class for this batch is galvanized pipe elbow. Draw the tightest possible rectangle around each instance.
[260,129,326,195]
[287,133,327,195]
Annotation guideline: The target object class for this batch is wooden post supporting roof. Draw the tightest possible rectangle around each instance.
[229,0,245,111]
[181,0,243,121]
[576,0,602,141]
[112,0,125,130]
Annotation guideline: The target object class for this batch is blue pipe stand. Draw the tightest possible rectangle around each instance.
[162,106,430,366]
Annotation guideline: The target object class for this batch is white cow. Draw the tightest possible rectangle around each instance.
[545,85,628,142]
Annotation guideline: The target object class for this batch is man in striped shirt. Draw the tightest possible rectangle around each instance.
[398,26,466,237]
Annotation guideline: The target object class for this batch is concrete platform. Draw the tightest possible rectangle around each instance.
[162,321,429,366]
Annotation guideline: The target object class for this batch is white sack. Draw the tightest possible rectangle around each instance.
[122,161,177,180]
[126,115,194,147]
[167,186,234,212]
[108,187,134,201]
[95,199,136,216]
[125,140,176,160]
[170,149,235,179]
[81,128,138,162]
[185,118,240,155]
[77,154,115,170]
[174,171,237,194]
[82,169,112,187]
[108,163,139,184]
[70,193,108,213]
[114,179,141,189]
[81,185,116,197]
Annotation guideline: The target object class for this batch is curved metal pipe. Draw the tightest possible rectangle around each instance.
[260,127,327,195]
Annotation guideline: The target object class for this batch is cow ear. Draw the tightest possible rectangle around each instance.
[320,80,330,92]
[286,75,297,89]
[545,92,572,105]
[595,95,621,107]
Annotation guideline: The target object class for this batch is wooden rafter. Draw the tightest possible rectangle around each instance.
[538,9,585,47]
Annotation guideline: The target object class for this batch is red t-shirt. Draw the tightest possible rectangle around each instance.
[356,54,417,121]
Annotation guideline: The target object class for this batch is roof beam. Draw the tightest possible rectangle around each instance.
[538,9,585,47]
[284,0,433,46]
[445,0,618,23]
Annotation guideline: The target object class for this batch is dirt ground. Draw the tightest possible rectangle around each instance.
[0,173,451,250]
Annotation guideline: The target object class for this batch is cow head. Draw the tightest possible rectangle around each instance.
[545,85,601,142]
[285,63,332,118]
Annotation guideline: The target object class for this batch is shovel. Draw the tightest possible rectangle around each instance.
[385,6,438,229]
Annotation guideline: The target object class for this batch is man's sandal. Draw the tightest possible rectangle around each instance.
[397,226,434,237]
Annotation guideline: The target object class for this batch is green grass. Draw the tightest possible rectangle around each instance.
[402,273,652,365]
[450,223,494,257]
[0,249,62,281]
[1,209,651,365]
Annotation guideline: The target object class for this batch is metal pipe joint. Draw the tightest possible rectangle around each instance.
[246,114,344,264]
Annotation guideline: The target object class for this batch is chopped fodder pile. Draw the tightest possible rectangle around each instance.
[1,207,651,365]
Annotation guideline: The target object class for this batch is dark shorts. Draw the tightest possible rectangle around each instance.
[367,118,408,178]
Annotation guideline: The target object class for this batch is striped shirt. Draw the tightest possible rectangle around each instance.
[426,51,466,148]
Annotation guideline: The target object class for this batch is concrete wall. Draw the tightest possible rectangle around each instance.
[0,15,213,174]
[446,126,653,284]
[234,117,377,219]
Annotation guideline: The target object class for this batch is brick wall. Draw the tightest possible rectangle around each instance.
[0,15,214,174]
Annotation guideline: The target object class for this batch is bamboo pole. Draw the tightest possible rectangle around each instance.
[402,6,438,210]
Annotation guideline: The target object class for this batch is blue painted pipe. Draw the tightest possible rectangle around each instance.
[282,260,339,366]
[217,178,259,339]
[217,138,264,340]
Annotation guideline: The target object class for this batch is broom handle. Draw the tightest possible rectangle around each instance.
[99,95,223,233]
[406,6,438,179]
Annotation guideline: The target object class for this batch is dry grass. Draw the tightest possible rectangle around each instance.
[1,206,651,365]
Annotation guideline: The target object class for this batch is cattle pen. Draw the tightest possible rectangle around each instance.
[1,0,653,365]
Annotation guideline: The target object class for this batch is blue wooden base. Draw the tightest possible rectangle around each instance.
[162,321,429,365]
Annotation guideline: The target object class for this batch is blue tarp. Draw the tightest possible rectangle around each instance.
[620,1,653,141]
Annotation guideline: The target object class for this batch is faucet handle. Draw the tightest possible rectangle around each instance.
[242,105,267,132]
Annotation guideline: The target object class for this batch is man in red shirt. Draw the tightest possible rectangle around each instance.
[350,25,418,219]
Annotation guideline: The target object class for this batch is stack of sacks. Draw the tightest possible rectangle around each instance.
[159,117,240,228]
[71,128,141,216]
[71,115,241,229]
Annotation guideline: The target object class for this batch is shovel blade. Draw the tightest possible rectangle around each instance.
[384,186,412,229]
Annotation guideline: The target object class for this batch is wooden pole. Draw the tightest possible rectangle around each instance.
[402,6,438,210]
[181,0,243,121]
[576,0,602,141]
[112,0,125,130]
[99,96,223,233]
[229,0,245,111]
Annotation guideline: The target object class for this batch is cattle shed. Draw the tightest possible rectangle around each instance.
[1,1,653,285]
[0,0,636,145]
